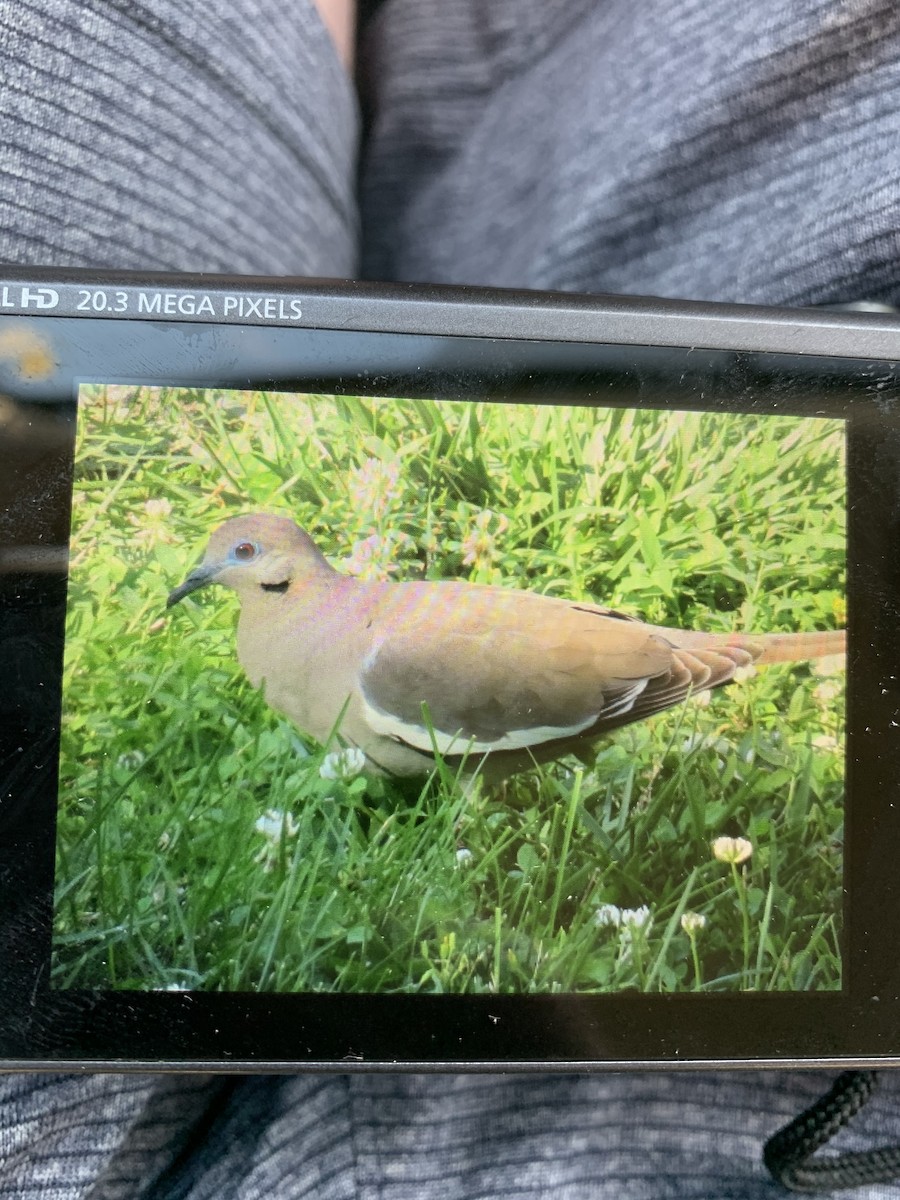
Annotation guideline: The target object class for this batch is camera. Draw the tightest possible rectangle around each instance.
[1,267,898,1070]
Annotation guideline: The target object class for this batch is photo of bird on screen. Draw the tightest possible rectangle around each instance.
[167,513,845,784]
[53,387,846,996]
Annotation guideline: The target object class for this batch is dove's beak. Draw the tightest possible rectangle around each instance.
[166,562,221,607]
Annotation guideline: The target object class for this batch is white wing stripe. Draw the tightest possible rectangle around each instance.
[599,679,649,719]
[360,677,648,756]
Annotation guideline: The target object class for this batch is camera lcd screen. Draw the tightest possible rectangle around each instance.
[54,386,846,998]
[1,271,899,1068]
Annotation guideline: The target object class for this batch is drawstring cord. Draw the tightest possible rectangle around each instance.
[764,1071,900,1192]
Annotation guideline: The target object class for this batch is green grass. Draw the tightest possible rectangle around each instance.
[52,386,845,993]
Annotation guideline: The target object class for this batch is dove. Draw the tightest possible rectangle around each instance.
[167,513,845,780]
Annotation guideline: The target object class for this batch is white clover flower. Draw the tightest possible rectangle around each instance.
[594,903,622,929]
[711,835,753,865]
[254,809,299,843]
[461,509,509,569]
[319,747,367,781]
[620,905,652,931]
[455,847,474,867]
[680,911,707,936]
[254,809,299,871]
[130,496,175,547]
[348,457,402,521]
[116,750,146,772]
[144,497,173,519]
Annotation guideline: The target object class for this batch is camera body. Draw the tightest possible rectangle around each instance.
[1,267,898,1070]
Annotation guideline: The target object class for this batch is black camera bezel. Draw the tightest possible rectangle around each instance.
[1,267,899,1071]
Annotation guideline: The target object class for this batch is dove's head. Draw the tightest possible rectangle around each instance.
[167,513,333,607]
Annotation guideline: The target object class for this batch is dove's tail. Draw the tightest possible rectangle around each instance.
[655,627,846,666]
[744,628,846,665]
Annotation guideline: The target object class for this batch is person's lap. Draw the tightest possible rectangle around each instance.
[2,1,900,1195]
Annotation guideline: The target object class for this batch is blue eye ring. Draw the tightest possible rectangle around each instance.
[232,541,259,562]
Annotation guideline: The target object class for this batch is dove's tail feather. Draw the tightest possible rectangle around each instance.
[746,628,846,665]
[656,627,846,666]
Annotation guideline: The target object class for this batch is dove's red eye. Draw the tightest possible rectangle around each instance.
[233,541,258,561]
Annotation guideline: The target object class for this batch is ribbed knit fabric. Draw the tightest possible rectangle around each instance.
[360,0,900,306]
[3,1,900,1197]
[4,1072,900,1199]
[0,0,358,275]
